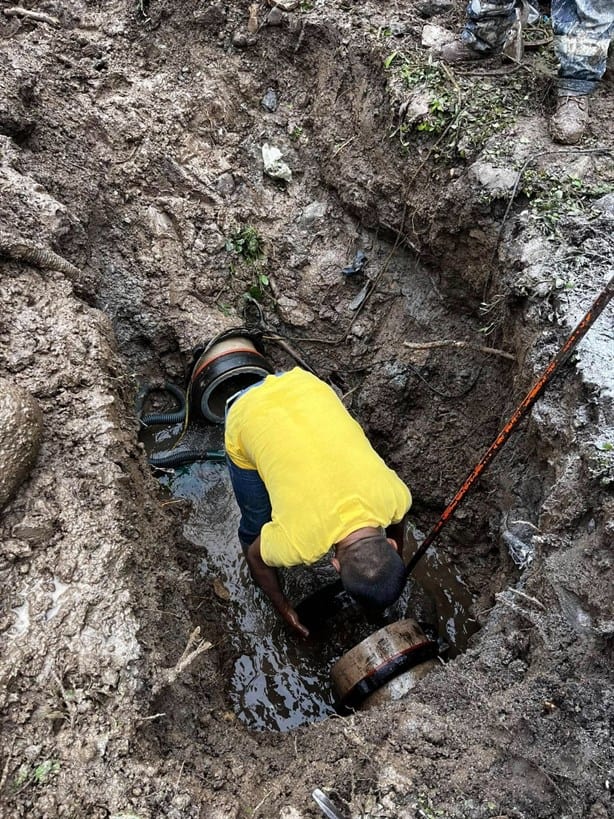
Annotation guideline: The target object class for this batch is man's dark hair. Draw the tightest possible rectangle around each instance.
[338,534,406,610]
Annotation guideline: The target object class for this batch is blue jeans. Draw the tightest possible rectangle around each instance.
[462,0,614,93]
[224,373,283,550]
[226,457,272,551]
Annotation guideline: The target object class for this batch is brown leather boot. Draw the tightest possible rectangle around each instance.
[438,40,492,63]
[549,95,589,145]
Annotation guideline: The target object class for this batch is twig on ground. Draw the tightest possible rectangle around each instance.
[176,626,211,671]
[3,6,60,26]
[506,587,546,610]
[263,333,318,374]
[403,339,516,361]
[152,627,212,694]
[0,739,16,794]
[333,136,356,157]
[495,591,551,648]
[174,760,185,789]
[252,790,272,817]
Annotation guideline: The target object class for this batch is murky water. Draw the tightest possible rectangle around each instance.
[143,424,479,731]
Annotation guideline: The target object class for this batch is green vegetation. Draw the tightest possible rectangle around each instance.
[225,225,271,303]
[245,271,270,302]
[225,226,265,263]
[14,759,60,790]
[289,125,304,142]
[384,51,536,162]
[416,793,445,818]
[519,169,612,234]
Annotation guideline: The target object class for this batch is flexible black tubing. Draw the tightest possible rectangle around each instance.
[136,382,186,426]
[148,450,226,468]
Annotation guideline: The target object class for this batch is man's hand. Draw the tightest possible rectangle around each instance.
[278,602,310,639]
[246,538,310,638]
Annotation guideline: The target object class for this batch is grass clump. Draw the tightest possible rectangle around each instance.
[225,225,271,303]
[14,759,60,790]
[520,169,612,234]
[385,51,537,162]
[225,226,265,263]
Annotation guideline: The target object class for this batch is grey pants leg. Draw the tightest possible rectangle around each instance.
[462,0,517,52]
[552,0,614,94]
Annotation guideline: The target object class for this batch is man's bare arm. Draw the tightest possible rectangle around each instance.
[245,537,309,637]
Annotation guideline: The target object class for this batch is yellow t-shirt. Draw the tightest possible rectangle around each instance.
[225,368,411,568]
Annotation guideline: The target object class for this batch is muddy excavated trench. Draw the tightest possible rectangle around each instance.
[1,2,613,818]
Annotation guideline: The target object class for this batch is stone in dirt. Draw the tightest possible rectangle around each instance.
[0,379,43,509]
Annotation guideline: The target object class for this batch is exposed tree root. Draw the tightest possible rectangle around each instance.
[0,236,82,280]
[2,6,60,26]
[403,339,516,361]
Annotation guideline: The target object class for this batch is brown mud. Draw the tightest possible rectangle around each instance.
[1,1,613,818]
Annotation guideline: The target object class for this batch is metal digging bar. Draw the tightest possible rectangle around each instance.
[405,272,614,578]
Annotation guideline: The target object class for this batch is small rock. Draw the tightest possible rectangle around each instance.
[388,22,409,36]
[262,143,292,183]
[216,172,235,196]
[232,31,248,49]
[193,4,227,27]
[267,7,284,25]
[421,23,455,48]
[297,201,327,227]
[261,88,279,112]
[593,192,614,216]
[468,161,517,195]
[11,517,55,542]
[0,380,43,510]
[276,295,314,327]
[416,0,454,17]
[212,577,231,601]
[399,91,430,126]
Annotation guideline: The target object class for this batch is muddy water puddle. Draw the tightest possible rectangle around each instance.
[144,425,480,730]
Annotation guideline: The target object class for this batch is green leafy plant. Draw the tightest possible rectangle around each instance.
[245,272,270,302]
[289,125,303,142]
[225,226,264,263]
[225,225,272,303]
[14,759,60,790]
[520,169,612,234]
[384,51,538,162]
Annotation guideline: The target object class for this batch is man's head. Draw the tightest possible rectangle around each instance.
[333,533,406,610]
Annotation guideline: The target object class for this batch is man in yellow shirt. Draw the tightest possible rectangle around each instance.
[225,368,412,636]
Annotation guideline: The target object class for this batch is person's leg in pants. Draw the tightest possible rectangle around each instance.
[550,0,614,141]
[553,0,614,94]
[462,0,517,52]
[226,457,272,552]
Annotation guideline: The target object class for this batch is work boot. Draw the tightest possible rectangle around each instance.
[549,95,590,145]
[438,40,493,63]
